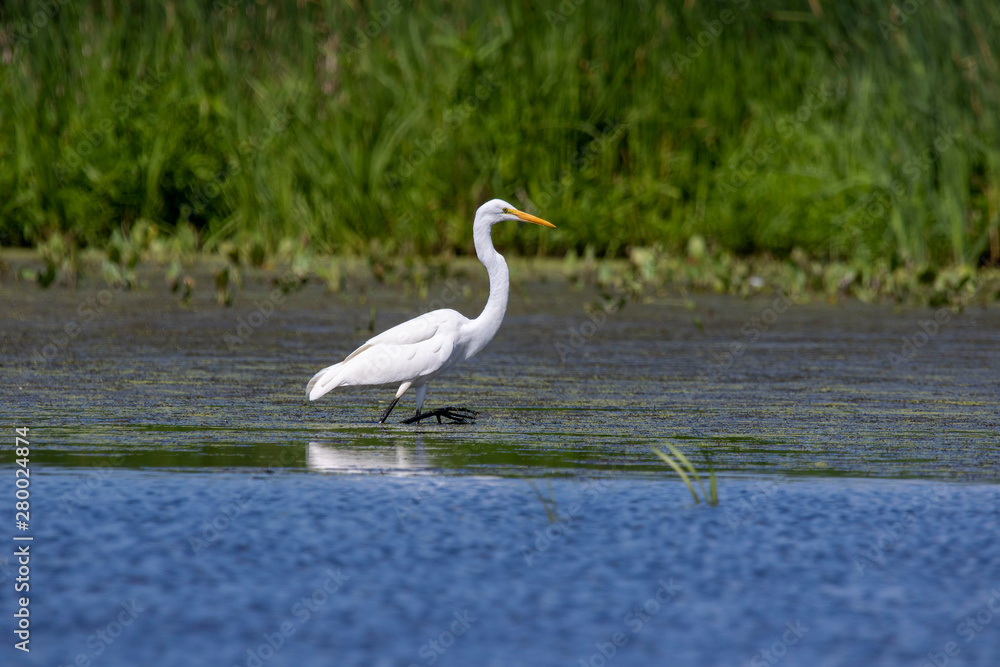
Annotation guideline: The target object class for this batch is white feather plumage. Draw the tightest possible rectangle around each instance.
[306,199,555,423]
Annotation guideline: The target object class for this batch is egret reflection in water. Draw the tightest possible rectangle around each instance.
[306,440,429,474]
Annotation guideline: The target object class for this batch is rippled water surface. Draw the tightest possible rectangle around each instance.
[1,270,999,665]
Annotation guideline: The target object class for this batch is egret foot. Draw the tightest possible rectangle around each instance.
[401,407,478,425]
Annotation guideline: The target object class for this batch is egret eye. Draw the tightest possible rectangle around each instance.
[502,208,509,213]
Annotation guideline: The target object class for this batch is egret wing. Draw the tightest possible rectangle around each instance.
[307,310,465,400]
[336,330,458,388]
[362,309,463,348]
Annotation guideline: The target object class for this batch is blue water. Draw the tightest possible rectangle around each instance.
[3,468,998,666]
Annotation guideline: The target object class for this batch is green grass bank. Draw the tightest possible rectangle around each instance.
[1,0,998,273]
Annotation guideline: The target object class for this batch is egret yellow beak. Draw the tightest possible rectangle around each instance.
[512,209,556,228]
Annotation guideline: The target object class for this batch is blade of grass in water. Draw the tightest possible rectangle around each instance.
[663,442,711,504]
[653,443,719,507]
[652,446,700,505]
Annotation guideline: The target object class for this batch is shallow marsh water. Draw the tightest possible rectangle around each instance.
[1,268,999,665]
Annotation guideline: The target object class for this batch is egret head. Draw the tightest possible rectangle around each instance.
[476,199,556,229]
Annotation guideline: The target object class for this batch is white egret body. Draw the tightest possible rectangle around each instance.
[306,199,555,423]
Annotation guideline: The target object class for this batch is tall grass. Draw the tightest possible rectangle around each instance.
[1,0,998,268]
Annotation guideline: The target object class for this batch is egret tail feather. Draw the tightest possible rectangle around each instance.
[307,363,343,400]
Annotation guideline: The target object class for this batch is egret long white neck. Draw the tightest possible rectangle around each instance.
[465,221,509,356]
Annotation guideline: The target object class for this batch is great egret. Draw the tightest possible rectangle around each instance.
[306,199,555,424]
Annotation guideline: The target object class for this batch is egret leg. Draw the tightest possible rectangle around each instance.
[378,395,403,424]
[414,385,428,415]
[378,382,413,424]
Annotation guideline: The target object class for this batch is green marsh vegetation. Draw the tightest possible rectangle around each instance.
[1,0,998,304]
